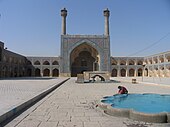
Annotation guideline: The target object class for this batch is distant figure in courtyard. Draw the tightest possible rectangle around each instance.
[118,86,128,94]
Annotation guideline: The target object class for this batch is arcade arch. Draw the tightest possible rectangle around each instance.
[120,69,126,77]
[120,60,126,65]
[128,60,135,65]
[111,69,117,77]
[52,61,59,65]
[153,57,158,64]
[52,68,59,77]
[167,56,170,62]
[112,59,117,65]
[137,68,143,76]
[160,57,164,63]
[43,68,50,76]
[129,68,135,77]
[137,60,143,65]
[43,61,50,65]
[34,60,40,65]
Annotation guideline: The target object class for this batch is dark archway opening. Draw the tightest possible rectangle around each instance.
[138,68,143,76]
[111,69,117,77]
[121,69,126,77]
[70,43,99,77]
[91,74,105,82]
[43,69,50,76]
[52,69,59,77]
[71,51,95,77]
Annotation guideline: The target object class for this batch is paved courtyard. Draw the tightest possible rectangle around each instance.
[4,77,170,127]
[0,77,67,117]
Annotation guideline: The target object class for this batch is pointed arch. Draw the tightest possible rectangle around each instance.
[167,55,170,62]
[128,60,135,65]
[129,68,135,77]
[43,68,50,76]
[111,58,117,65]
[120,60,126,65]
[52,61,59,65]
[138,68,143,76]
[34,60,40,65]
[52,68,59,77]
[120,69,126,77]
[111,69,117,77]
[137,60,143,65]
[70,42,99,77]
[69,39,102,56]
[43,61,50,65]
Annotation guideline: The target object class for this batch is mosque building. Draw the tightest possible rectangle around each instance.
[0,8,170,78]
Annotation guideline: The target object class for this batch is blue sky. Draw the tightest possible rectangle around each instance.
[0,0,170,57]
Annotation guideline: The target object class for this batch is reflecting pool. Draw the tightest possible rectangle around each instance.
[101,94,170,113]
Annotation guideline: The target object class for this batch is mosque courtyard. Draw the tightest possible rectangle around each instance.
[0,77,170,127]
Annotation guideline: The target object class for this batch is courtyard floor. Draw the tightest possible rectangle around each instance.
[3,77,170,127]
[0,77,68,121]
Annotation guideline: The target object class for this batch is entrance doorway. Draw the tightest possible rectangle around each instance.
[70,43,99,77]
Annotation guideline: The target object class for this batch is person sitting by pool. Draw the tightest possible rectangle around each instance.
[118,86,128,94]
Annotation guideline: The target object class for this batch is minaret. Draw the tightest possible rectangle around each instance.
[61,8,67,35]
[103,8,110,36]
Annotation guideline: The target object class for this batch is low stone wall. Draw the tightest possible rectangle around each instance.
[105,105,130,118]
[130,110,167,123]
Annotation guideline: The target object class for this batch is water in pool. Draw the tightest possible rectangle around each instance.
[101,94,170,114]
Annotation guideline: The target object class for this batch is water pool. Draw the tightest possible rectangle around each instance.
[101,94,170,114]
[100,93,170,123]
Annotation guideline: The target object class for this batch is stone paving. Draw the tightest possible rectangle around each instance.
[5,77,170,127]
[0,77,67,116]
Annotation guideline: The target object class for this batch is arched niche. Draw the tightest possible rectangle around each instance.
[70,43,99,77]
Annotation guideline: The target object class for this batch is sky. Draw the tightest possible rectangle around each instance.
[0,0,170,57]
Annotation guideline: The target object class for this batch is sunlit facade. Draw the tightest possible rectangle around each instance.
[0,8,170,78]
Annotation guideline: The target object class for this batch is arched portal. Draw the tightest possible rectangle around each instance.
[121,69,126,77]
[52,69,59,77]
[111,69,117,77]
[70,43,99,77]
[43,68,50,76]
[129,69,135,77]
[138,68,143,76]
